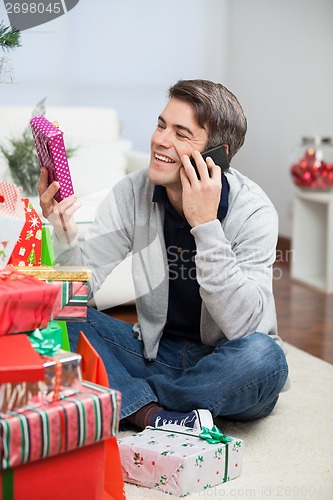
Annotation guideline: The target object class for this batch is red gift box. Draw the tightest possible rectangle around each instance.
[0,437,125,500]
[0,336,46,412]
[0,268,59,336]
[0,335,45,383]
[8,198,42,267]
[9,266,91,322]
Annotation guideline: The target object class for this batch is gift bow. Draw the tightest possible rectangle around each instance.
[28,320,62,356]
[199,425,233,444]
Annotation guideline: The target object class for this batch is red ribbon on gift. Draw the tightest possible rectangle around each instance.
[44,357,62,402]
[0,268,26,280]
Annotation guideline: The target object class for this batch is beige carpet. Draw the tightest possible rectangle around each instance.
[118,343,333,499]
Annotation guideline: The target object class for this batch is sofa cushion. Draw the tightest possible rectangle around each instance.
[70,140,131,197]
[45,106,121,143]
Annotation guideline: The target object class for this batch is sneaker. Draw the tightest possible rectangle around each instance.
[151,409,213,430]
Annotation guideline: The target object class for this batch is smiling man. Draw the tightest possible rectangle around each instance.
[148,97,221,226]
[39,79,289,430]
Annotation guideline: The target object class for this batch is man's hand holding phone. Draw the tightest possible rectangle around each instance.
[38,167,81,244]
[180,149,223,228]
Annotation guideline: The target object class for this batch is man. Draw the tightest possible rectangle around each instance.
[39,79,289,431]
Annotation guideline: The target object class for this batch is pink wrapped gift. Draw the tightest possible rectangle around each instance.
[30,115,74,202]
[118,424,244,496]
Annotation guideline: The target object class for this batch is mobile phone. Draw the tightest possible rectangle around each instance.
[190,144,229,178]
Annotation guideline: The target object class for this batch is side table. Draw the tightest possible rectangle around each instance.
[291,188,333,294]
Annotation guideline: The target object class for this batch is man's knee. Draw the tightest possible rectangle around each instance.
[252,332,288,371]
[246,334,288,386]
[216,332,288,387]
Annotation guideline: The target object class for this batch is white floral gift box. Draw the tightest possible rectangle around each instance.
[118,424,244,496]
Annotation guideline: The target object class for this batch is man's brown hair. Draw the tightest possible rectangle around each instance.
[168,79,247,161]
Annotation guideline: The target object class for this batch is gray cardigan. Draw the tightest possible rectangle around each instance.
[54,167,283,360]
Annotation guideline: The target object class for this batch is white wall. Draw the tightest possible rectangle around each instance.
[224,0,333,237]
[0,0,228,150]
[1,0,332,237]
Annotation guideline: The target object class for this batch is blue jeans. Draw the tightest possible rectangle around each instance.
[68,307,288,421]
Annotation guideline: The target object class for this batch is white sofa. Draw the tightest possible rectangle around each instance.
[0,105,150,309]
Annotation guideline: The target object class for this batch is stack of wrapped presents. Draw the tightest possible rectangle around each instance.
[1,180,245,498]
[0,181,125,500]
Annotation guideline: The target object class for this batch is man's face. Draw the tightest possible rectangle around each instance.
[148,98,208,189]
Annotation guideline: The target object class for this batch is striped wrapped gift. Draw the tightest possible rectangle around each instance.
[0,381,121,470]
[10,267,92,322]
[46,280,89,322]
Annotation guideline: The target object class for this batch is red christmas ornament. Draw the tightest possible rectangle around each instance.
[290,137,333,190]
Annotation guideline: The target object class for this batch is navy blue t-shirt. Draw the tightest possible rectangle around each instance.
[152,174,230,343]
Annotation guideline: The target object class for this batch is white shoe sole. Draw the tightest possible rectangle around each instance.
[193,409,214,430]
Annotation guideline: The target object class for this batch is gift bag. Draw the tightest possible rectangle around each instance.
[76,331,109,387]
[0,438,125,500]
[75,334,125,500]
[0,182,25,269]
[41,226,55,266]
[8,198,42,266]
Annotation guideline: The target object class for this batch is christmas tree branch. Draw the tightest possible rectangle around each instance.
[0,22,21,51]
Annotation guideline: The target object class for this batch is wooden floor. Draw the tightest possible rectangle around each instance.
[273,262,333,364]
[108,262,333,364]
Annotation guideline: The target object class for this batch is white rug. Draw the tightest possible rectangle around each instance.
[119,343,333,499]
